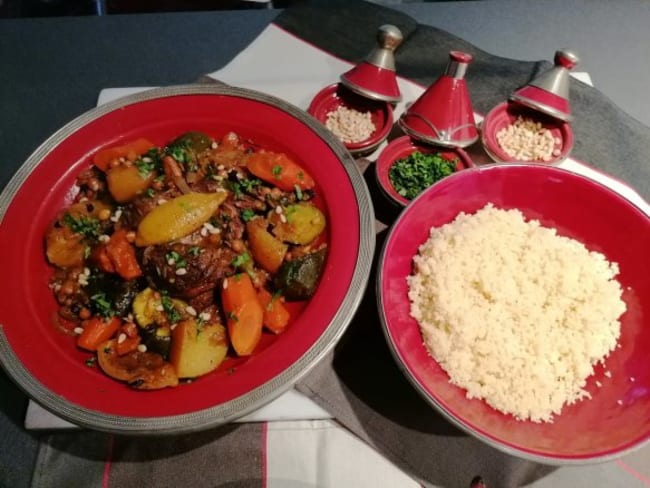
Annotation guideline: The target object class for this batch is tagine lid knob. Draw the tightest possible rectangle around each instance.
[509,48,580,121]
[340,24,404,103]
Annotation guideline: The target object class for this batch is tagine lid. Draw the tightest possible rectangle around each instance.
[509,49,580,122]
[340,24,403,103]
[398,51,479,148]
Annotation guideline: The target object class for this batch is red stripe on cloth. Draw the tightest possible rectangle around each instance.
[261,422,268,488]
[102,434,115,488]
[616,459,650,486]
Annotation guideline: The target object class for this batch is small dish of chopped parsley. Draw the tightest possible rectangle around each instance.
[388,151,458,200]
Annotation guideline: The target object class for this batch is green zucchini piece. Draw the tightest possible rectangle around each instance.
[274,248,327,301]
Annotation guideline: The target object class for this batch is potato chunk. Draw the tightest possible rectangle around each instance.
[169,319,228,378]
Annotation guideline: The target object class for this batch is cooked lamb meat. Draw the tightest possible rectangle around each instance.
[142,244,236,298]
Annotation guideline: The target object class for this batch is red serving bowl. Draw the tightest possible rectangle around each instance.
[481,101,573,164]
[375,135,474,206]
[377,163,650,463]
[308,83,393,155]
[0,85,375,434]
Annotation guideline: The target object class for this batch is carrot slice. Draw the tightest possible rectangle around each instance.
[104,229,142,280]
[246,150,315,192]
[221,274,264,356]
[77,316,121,351]
[257,288,290,334]
[92,138,155,171]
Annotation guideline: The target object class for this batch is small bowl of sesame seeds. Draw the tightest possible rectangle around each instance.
[481,101,574,165]
[308,83,393,156]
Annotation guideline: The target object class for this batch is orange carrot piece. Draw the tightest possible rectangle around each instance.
[105,229,142,280]
[92,138,155,171]
[246,150,315,192]
[221,274,264,356]
[257,288,290,334]
[77,316,121,351]
[114,322,141,355]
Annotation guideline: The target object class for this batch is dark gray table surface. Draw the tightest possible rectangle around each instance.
[1,2,649,486]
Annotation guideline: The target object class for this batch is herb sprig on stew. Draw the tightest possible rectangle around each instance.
[388,151,457,200]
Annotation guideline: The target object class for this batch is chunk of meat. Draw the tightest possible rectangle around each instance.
[142,244,236,298]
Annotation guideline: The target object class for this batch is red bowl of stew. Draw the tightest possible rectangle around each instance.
[375,136,474,207]
[0,85,375,434]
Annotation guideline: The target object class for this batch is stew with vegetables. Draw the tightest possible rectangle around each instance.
[45,131,328,390]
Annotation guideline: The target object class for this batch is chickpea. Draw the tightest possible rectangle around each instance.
[98,208,112,221]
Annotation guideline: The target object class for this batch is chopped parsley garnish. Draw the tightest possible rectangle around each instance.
[145,188,156,198]
[135,159,157,178]
[241,209,256,222]
[271,165,283,178]
[231,252,250,269]
[228,181,243,199]
[161,294,181,324]
[294,185,303,201]
[168,145,190,164]
[90,292,115,318]
[63,213,101,240]
[188,246,202,256]
[227,311,238,322]
[135,149,161,178]
[388,151,457,200]
[85,357,96,367]
[165,251,187,269]
[240,178,262,193]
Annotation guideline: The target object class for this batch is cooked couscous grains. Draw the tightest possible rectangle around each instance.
[408,203,626,423]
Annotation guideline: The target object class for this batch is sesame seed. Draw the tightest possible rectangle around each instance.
[280,214,287,224]
[275,205,283,214]
[142,156,152,163]
[223,279,228,290]
[73,327,84,335]
[211,141,218,149]
[157,198,167,205]
[155,304,164,312]
[630,377,636,382]
[617,400,623,405]
[167,258,175,265]
[595,381,602,387]
[98,234,110,243]
[199,312,211,321]
[217,164,225,171]
[604,371,612,378]
[83,267,91,276]
[185,306,197,316]
[117,333,126,344]
[175,268,187,276]
[137,344,147,353]
[170,323,177,331]
[200,227,209,237]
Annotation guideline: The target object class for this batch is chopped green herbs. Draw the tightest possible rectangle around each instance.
[161,294,181,324]
[271,165,283,178]
[145,188,156,198]
[241,209,256,222]
[232,252,250,269]
[388,151,457,200]
[168,145,190,164]
[227,311,239,322]
[85,357,96,367]
[90,292,115,318]
[294,185,303,201]
[135,149,161,178]
[63,213,101,240]
[240,178,261,193]
[165,251,187,269]
[187,246,202,256]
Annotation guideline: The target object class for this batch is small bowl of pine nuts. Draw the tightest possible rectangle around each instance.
[308,83,393,156]
[481,101,573,165]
